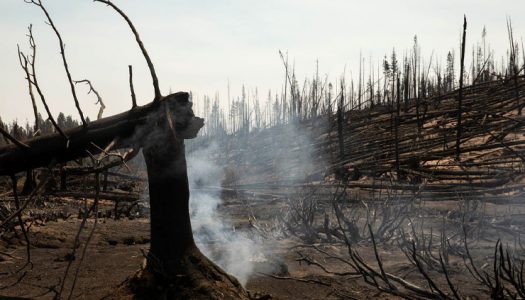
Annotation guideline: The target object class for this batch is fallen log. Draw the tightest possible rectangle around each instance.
[0,92,202,176]
[106,171,147,181]
[52,190,140,202]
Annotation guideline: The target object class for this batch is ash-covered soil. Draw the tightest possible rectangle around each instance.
[0,194,386,300]
[2,189,523,299]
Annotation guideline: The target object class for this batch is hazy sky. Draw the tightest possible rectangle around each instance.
[1,0,524,124]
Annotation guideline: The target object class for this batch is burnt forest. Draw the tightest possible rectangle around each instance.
[2,1,525,299]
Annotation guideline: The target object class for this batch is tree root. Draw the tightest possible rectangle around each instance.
[110,248,249,300]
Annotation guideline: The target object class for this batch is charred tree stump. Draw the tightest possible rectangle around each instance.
[135,124,247,299]
[143,132,195,275]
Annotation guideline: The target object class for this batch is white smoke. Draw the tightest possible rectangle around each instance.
[272,122,320,182]
[185,120,326,285]
[187,142,263,286]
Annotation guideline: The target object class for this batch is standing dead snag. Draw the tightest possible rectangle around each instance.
[455,16,467,161]
[337,80,345,161]
[137,97,247,299]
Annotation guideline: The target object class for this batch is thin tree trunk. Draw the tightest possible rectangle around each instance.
[395,77,401,178]
[456,16,467,161]
[337,82,345,160]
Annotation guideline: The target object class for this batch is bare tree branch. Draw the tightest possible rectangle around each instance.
[0,126,29,149]
[10,175,33,270]
[74,79,105,120]
[258,272,332,287]
[22,19,67,139]
[17,26,39,135]
[410,240,449,299]
[439,253,461,299]
[94,0,162,101]
[66,172,100,300]
[0,171,50,229]
[26,0,87,126]
[129,65,137,108]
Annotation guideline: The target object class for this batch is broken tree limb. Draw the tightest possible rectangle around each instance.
[129,65,137,108]
[53,190,139,202]
[74,79,105,120]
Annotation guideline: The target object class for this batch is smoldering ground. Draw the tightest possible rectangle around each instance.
[185,120,326,285]
[187,142,265,286]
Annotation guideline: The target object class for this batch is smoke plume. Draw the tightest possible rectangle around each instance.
[187,142,263,286]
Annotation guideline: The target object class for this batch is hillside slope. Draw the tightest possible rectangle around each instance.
[191,76,525,203]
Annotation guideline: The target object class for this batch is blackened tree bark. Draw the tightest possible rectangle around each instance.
[144,132,194,273]
[395,77,401,178]
[141,120,247,299]
[337,82,345,161]
[128,96,247,299]
[456,16,467,161]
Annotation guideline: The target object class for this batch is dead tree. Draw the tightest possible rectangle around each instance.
[455,16,467,161]
[337,80,345,160]
[0,1,248,299]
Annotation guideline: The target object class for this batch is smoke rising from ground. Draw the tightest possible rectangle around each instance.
[185,119,327,285]
[187,143,263,286]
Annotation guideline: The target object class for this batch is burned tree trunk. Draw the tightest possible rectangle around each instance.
[139,118,247,299]
[456,16,467,161]
[143,133,195,273]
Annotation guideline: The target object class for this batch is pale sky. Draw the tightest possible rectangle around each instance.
[0,0,524,124]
